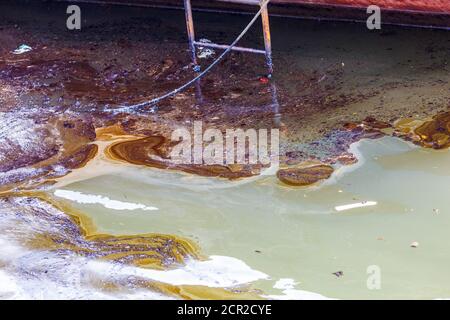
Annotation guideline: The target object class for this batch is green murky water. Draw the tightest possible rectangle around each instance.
[52,137,450,299]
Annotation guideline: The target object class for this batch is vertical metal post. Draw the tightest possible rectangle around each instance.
[260,1,273,77]
[260,1,278,125]
[184,0,203,103]
[184,0,198,69]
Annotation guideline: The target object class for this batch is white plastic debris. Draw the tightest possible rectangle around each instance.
[410,241,419,248]
[12,44,32,55]
[197,38,215,59]
[335,201,377,212]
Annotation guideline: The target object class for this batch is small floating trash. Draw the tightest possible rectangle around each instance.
[410,241,419,248]
[12,44,32,55]
[332,271,344,278]
[335,201,377,212]
[197,38,215,59]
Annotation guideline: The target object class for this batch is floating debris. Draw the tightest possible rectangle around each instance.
[12,44,32,54]
[332,271,344,278]
[410,241,419,248]
[335,201,377,212]
[197,39,215,59]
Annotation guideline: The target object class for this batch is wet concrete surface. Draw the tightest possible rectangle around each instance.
[0,0,449,186]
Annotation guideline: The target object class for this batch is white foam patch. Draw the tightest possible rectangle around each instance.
[0,270,22,299]
[87,255,268,288]
[273,278,297,290]
[335,201,377,212]
[54,189,158,211]
[267,278,332,300]
[266,288,332,300]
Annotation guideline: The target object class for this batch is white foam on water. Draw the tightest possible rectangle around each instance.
[0,270,23,299]
[273,278,297,290]
[267,278,332,300]
[264,278,330,300]
[54,189,159,211]
[87,255,269,288]
[266,288,332,300]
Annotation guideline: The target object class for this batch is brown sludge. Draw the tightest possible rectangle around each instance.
[394,112,450,150]
[105,135,261,180]
[276,164,334,186]
[414,112,450,149]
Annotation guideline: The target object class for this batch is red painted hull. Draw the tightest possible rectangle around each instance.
[68,0,450,14]
[265,0,450,14]
[67,0,450,27]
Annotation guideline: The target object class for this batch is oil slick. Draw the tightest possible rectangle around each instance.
[394,111,450,150]
[105,134,261,180]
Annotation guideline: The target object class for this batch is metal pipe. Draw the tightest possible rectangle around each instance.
[193,41,266,54]
[184,0,203,103]
[260,0,273,76]
[184,0,198,69]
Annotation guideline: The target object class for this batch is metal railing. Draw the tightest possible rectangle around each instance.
[184,0,274,77]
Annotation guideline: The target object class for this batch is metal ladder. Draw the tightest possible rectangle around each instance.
[182,0,280,127]
[183,0,274,77]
